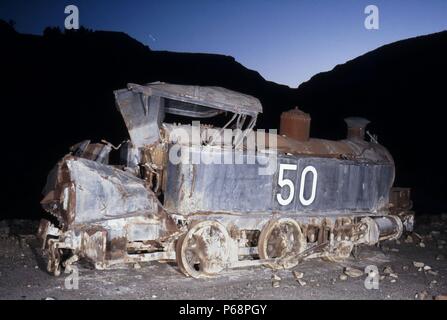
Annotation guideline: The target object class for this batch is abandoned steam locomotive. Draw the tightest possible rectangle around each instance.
[38,82,414,278]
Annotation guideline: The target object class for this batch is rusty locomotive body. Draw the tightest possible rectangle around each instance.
[38,83,414,278]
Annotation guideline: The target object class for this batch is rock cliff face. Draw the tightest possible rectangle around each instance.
[1,20,446,218]
[294,30,447,212]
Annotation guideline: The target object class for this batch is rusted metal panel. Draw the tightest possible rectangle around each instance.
[389,187,415,232]
[389,187,413,210]
[114,88,165,147]
[164,146,394,215]
[272,156,393,213]
[41,156,160,226]
[164,147,273,214]
[66,158,158,224]
[71,140,112,164]
[80,227,108,266]
[274,135,394,163]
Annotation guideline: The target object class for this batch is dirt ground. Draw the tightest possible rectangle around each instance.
[0,215,446,300]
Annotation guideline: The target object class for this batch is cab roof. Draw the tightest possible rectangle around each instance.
[123,82,262,117]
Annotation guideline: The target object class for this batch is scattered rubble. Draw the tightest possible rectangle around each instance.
[2,214,446,299]
[272,274,281,288]
[292,271,304,280]
[343,267,364,278]
[413,233,423,241]
[427,270,439,276]
[339,274,348,281]
[404,235,414,243]
[383,266,394,274]
[297,279,307,287]
[413,261,424,268]
[415,290,429,300]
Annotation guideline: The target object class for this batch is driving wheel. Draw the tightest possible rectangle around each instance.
[176,221,231,278]
[258,218,306,269]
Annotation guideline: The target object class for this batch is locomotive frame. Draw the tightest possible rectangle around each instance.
[38,82,414,278]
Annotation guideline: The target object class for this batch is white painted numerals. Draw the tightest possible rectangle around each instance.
[276,164,297,206]
[299,166,318,206]
[276,164,318,206]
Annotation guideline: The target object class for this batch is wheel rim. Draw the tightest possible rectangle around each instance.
[176,221,231,278]
[258,218,306,269]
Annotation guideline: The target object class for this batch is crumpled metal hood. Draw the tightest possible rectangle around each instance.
[41,156,164,227]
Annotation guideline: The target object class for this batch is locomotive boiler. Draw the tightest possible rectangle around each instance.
[38,82,414,278]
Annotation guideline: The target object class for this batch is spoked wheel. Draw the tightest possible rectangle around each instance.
[258,218,306,269]
[176,221,231,278]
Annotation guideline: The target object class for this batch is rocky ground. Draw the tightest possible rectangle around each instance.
[0,215,446,300]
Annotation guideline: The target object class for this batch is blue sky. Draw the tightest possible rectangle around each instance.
[1,0,446,87]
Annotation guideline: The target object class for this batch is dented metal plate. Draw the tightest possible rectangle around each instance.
[164,146,394,215]
[41,156,160,226]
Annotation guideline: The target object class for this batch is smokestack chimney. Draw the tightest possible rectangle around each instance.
[344,117,370,140]
[280,107,311,142]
